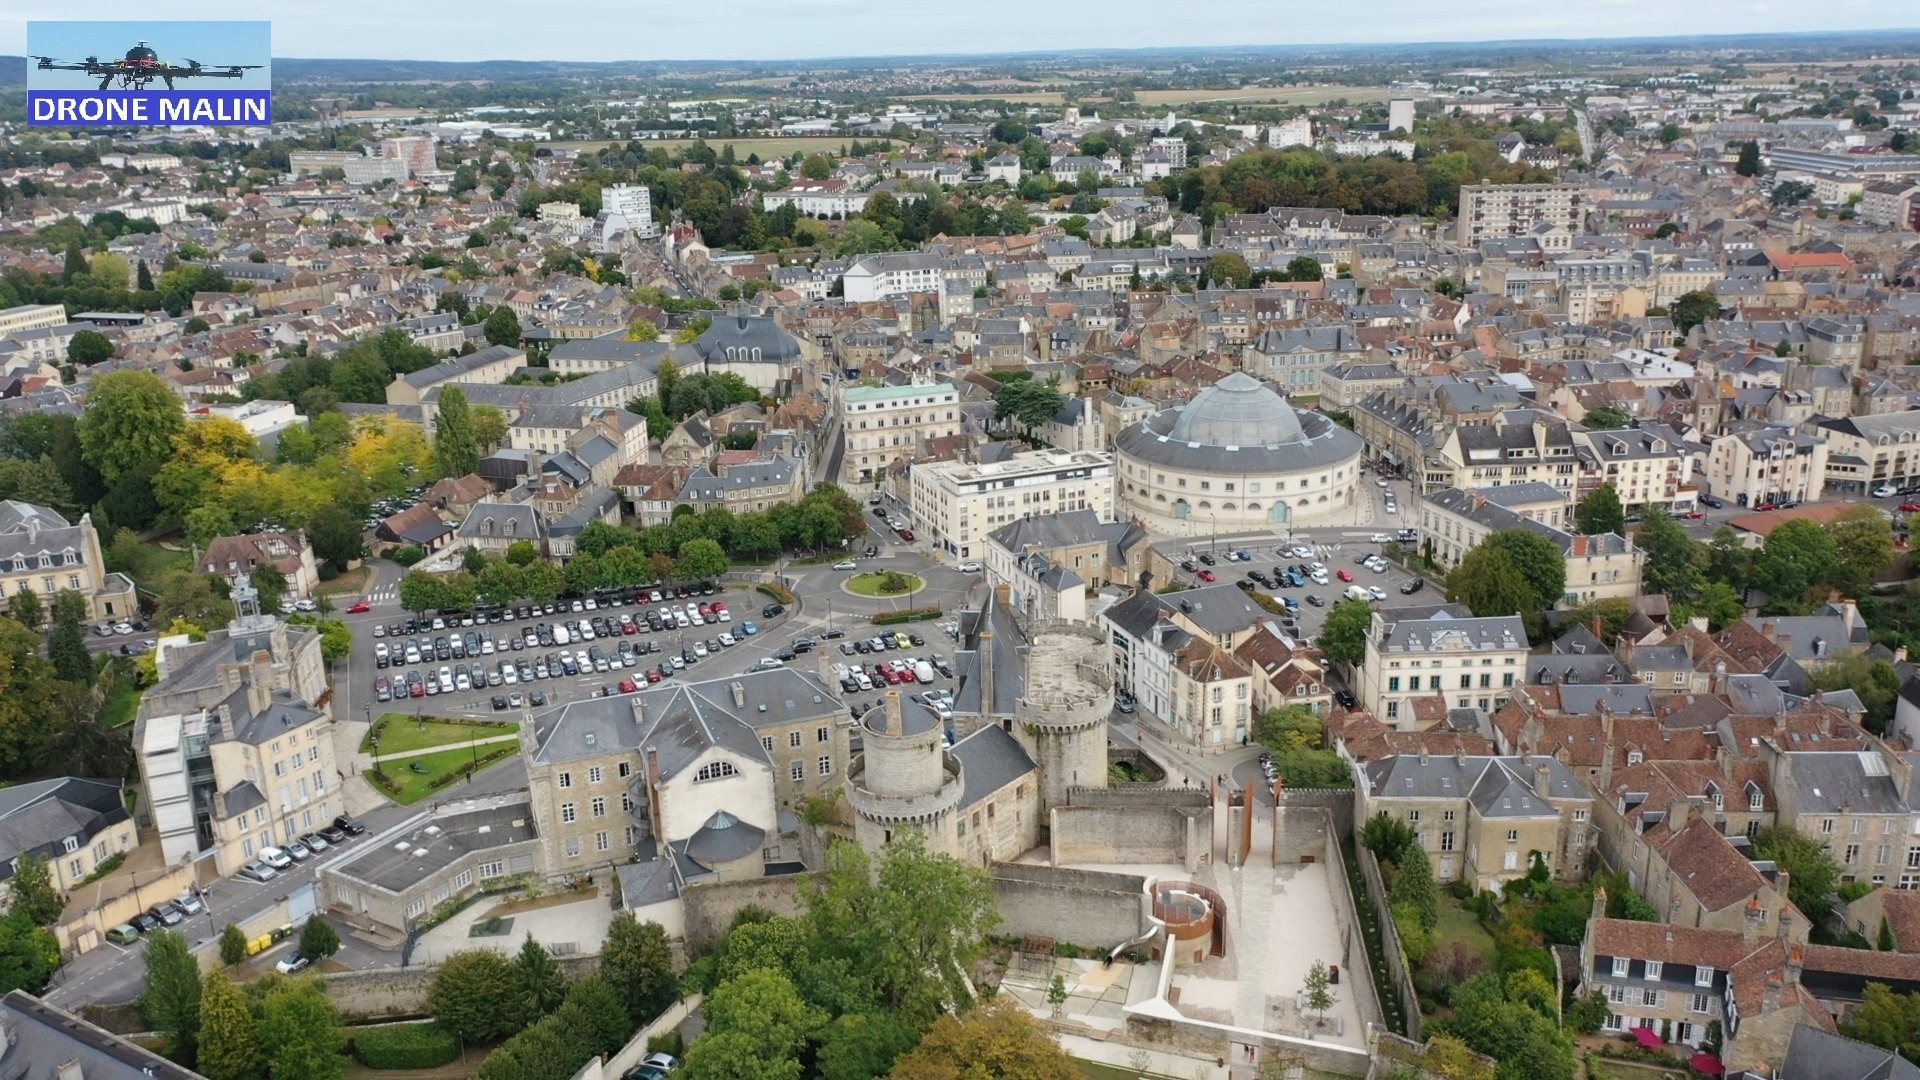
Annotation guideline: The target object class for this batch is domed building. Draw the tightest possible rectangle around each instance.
[1114,372,1363,535]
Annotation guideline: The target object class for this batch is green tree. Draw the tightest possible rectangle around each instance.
[1203,252,1252,289]
[561,974,635,1058]
[626,318,660,342]
[817,1012,922,1080]
[1302,960,1336,1025]
[1684,582,1744,630]
[9,855,62,927]
[675,538,729,582]
[0,911,59,995]
[1808,655,1901,736]
[1752,518,1839,611]
[1283,254,1325,282]
[3,588,42,630]
[67,330,115,366]
[1845,982,1920,1061]
[1636,512,1703,602]
[434,386,482,478]
[687,967,823,1080]
[1752,826,1842,925]
[1575,483,1626,536]
[249,564,288,612]
[47,590,92,683]
[1436,975,1576,1080]
[1447,545,1538,622]
[505,539,540,566]
[599,914,678,1025]
[472,405,509,454]
[428,949,523,1044]
[298,917,340,960]
[256,978,346,1080]
[141,929,203,1062]
[307,504,367,568]
[1483,530,1567,613]
[1670,290,1722,337]
[196,969,259,1080]
[61,243,88,285]
[1829,504,1895,597]
[1389,845,1440,931]
[484,306,522,347]
[512,934,570,1025]
[992,380,1067,440]
[886,999,1078,1080]
[218,923,248,966]
[79,370,185,486]
[1735,140,1765,177]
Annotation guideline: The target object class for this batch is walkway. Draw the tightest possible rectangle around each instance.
[371,733,519,762]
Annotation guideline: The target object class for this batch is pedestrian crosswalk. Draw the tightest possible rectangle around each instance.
[365,586,397,605]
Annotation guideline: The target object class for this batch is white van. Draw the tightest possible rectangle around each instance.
[914,661,936,684]
[552,625,571,646]
[1345,585,1373,602]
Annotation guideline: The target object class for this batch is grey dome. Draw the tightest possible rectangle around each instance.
[691,309,803,365]
[684,809,765,866]
[1165,373,1304,447]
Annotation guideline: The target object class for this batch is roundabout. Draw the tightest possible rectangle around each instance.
[843,570,924,598]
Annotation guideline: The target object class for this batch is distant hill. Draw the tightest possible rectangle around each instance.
[0,59,24,89]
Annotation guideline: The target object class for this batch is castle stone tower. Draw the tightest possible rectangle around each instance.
[1013,622,1114,820]
[847,690,964,855]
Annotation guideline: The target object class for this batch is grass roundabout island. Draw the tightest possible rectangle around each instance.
[846,570,924,597]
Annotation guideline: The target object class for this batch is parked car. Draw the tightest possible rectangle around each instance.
[239,862,278,882]
[148,903,184,926]
[259,847,293,870]
[1399,578,1425,595]
[106,924,140,945]
[334,815,366,836]
[173,890,205,915]
[276,953,312,975]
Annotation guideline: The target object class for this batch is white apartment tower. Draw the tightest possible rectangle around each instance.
[603,184,656,239]
[1456,182,1586,247]
[1269,117,1313,149]
[1388,98,1416,134]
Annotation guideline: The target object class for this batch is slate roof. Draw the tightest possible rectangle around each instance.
[400,344,523,388]
[684,809,765,866]
[954,723,1036,809]
[334,803,536,893]
[532,669,838,778]
[1363,754,1587,815]
[0,500,89,568]
[1782,751,1915,816]
[1773,1025,1920,1080]
[0,778,126,880]
[458,502,542,541]
[0,990,201,1080]
[1375,610,1528,653]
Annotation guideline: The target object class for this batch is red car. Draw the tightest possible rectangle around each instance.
[623,621,637,634]
[645,668,662,683]
[346,601,371,614]
[619,678,638,694]
[1683,511,1706,520]
[408,681,424,698]
[899,529,915,541]
[1337,569,1354,582]
[1900,501,1920,513]
[1196,569,1216,582]
[710,600,727,612]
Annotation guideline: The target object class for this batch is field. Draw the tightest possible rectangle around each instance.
[900,84,1392,107]
[550,136,877,159]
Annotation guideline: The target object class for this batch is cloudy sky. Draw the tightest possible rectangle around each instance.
[7,2,1908,62]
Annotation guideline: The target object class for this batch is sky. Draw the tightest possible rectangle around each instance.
[3,3,1911,64]
[25,20,270,89]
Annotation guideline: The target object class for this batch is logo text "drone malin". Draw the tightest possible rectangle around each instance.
[28,90,270,126]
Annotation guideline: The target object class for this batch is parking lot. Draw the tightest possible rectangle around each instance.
[1166,532,1438,643]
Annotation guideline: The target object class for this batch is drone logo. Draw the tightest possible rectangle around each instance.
[32,40,263,91]
[27,22,272,127]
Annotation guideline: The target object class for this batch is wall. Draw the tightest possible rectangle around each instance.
[989,864,1146,951]
[321,955,601,1022]
[1356,846,1421,1040]
[1050,804,1208,869]
[1275,787,1357,840]
[56,863,196,956]
[565,993,704,1080]
[679,871,824,954]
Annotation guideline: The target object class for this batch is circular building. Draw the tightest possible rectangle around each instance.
[845,691,963,854]
[1114,372,1363,535]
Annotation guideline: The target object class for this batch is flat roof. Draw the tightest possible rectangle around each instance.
[334,802,536,894]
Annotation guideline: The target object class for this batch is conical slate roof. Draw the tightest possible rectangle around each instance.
[1165,372,1304,447]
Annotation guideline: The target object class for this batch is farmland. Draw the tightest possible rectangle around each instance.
[549,135,882,159]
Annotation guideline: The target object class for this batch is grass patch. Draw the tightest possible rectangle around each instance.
[847,571,921,597]
[1433,894,1499,966]
[365,744,516,806]
[316,566,374,598]
[482,888,598,918]
[99,667,143,729]
[362,715,518,756]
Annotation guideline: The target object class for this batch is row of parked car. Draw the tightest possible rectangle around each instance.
[236,815,366,883]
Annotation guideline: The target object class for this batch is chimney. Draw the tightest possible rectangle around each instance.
[247,650,273,716]
[1592,886,1607,924]
[1763,971,1783,1012]
[884,690,903,737]
[1534,763,1553,800]
[730,681,746,708]
[1786,944,1804,989]
[1419,746,1430,765]
[1744,894,1763,944]
[57,1062,84,1080]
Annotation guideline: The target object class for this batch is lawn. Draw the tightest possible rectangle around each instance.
[366,744,516,806]
[846,571,922,597]
[99,677,143,729]
[362,715,518,755]
[315,566,373,598]
[1433,894,1498,965]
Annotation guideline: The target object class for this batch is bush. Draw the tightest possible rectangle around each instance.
[872,606,941,625]
[390,545,427,567]
[354,1023,461,1068]
[647,1030,685,1058]
[756,583,794,605]
[1448,878,1474,900]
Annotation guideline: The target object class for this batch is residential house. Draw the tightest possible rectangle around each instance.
[200,531,320,599]
[0,501,138,624]
[1359,751,1594,887]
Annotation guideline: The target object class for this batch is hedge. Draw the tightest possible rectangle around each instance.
[872,607,941,625]
[757,583,795,605]
[354,1023,461,1069]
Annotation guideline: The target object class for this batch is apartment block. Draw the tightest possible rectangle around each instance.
[1456,182,1586,247]
[909,448,1115,561]
[1361,609,1528,727]
[838,381,961,485]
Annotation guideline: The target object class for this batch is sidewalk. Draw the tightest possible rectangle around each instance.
[370,733,519,762]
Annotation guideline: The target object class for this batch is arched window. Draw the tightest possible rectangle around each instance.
[1197,500,1212,510]
[1222,502,1236,511]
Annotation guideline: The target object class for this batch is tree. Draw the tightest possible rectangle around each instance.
[196,969,260,1080]
[561,975,635,1058]
[886,999,1077,1080]
[1635,512,1702,602]
[1808,655,1901,737]
[599,914,677,1025]
[434,385,482,479]
[806,832,999,1020]
[484,306,522,347]
[1752,519,1839,611]
[817,1012,922,1080]
[141,929,202,1062]
[1283,254,1325,282]
[47,590,92,683]
[137,259,154,290]
[472,405,509,453]
[1203,252,1252,289]
[249,564,288,612]
[1582,404,1632,431]
[218,923,248,966]
[1736,140,1765,177]
[1752,826,1842,925]
[298,917,340,960]
[79,371,185,486]
[1302,960,1336,1025]
[1829,505,1896,598]
[4,588,42,630]
[0,911,59,995]
[429,949,522,1044]
[67,330,115,366]
[1482,530,1567,613]
[1389,846,1440,931]
[992,380,1067,440]
[1844,982,1920,1062]
[307,504,367,568]
[1436,974,1576,1080]
[512,934,570,1025]
[687,967,823,1080]
[62,243,88,285]
[1446,545,1538,623]
[255,978,346,1080]
[1575,484,1626,536]
[676,538,728,582]
[626,319,660,342]
[1670,290,1721,337]
[9,855,61,927]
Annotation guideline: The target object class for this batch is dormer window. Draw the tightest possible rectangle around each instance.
[1645,961,1663,980]
[1612,956,1630,977]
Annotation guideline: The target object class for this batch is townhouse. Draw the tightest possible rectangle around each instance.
[1359,751,1594,888]
[1360,609,1529,727]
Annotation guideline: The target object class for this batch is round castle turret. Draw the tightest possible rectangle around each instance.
[846,690,964,853]
[1014,622,1114,819]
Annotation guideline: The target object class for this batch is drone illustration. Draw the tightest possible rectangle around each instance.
[31,40,262,91]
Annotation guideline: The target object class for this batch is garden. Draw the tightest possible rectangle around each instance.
[366,743,518,806]
[846,570,922,597]
[360,714,519,755]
